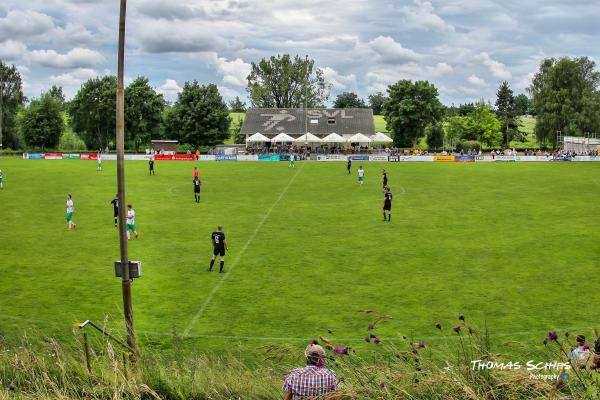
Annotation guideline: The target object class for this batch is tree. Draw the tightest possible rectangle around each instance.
[514,93,530,116]
[47,85,66,110]
[368,92,386,115]
[382,80,444,147]
[529,57,600,145]
[165,81,231,146]
[333,92,366,108]
[69,76,117,150]
[125,76,165,151]
[495,81,521,146]
[462,101,502,147]
[231,116,245,144]
[20,93,64,149]
[0,61,25,149]
[246,54,330,108]
[444,115,466,148]
[229,96,247,112]
[425,124,445,150]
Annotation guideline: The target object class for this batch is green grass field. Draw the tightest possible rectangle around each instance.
[1,158,599,356]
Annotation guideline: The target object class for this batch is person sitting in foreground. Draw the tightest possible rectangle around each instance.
[283,342,337,399]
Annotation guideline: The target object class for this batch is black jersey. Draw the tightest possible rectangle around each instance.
[149,160,154,169]
[384,192,393,203]
[110,198,119,214]
[383,173,388,184]
[194,179,201,192]
[347,160,352,169]
[212,231,226,248]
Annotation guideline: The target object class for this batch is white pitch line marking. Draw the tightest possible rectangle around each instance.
[183,165,304,337]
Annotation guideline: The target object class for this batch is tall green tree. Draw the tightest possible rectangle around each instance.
[20,93,64,149]
[528,57,600,145]
[444,115,466,148]
[165,81,231,146]
[231,116,245,144]
[47,85,66,110]
[495,81,521,146]
[368,92,386,115]
[382,80,444,147]
[229,96,247,112]
[125,76,165,151]
[246,54,330,108]
[514,93,530,116]
[0,61,25,149]
[69,75,117,150]
[462,101,502,147]
[425,124,445,150]
[333,92,366,108]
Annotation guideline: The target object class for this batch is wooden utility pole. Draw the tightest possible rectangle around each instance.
[116,0,136,355]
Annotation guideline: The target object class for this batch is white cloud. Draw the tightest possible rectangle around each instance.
[0,40,26,60]
[49,68,99,87]
[157,79,182,96]
[217,85,241,99]
[0,10,54,38]
[321,67,357,90]
[208,55,252,87]
[367,36,422,64]
[467,74,487,86]
[398,0,455,32]
[27,48,106,69]
[478,52,512,80]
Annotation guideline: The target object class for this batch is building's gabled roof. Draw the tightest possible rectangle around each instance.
[240,108,376,137]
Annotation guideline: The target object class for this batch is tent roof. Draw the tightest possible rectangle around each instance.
[321,133,346,143]
[294,132,322,143]
[246,132,271,142]
[370,132,393,143]
[347,132,372,143]
[271,132,295,142]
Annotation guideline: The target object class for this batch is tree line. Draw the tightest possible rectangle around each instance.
[1,54,599,151]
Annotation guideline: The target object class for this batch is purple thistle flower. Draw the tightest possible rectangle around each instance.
[583,344,590,351]
[547,331,559,342]
[458,314,465,322]
[453,325,461,334]
[368,323,375,331]
[379,382,385,388]
[364,336,371,343]
[412,348,418,354]
[435,323,442,330]
[417,340,425,349]
[591,363,598,370]
[374,338,381,345]
[333,346,347,356]
[370,334,377,339]
[579,364,586,370]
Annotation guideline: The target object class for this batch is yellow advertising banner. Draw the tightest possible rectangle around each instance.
[433,155,455,162]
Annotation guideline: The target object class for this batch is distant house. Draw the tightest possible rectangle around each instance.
[240,108,376,142]
[151,140,178,154]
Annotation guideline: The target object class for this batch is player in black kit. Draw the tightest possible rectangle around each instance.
[209,225,228,273]
[381,169,388,188]
[193,176,201,203]
[347,157,352,174]
[110,194,119,227]
[383,186,392,221]
[149,157,155,176]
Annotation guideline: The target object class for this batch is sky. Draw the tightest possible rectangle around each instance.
[1,0,599,106]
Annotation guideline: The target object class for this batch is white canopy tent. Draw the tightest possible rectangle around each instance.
[294,132,322,143]
[347,133,372,143]
[370,132,393,143]
[246,132,271,143]
[271,132,295,142]
[321,133,347,143]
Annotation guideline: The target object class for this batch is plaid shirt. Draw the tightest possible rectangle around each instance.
[283,365,337,399]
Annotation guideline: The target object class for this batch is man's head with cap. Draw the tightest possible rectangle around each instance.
[305,343,326,366]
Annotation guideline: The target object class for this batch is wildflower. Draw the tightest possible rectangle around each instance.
[333,346,347,356]
[417,340,425,349]
[412,348,418,354]
[435,323,442,330]
[368,323,375,331]
[364,336,371,343]
[591,363,598,370]
[583,344,590,351]
[453,325,461,334]
[564,331,570,338]
[370,334,377,339]
[543,338,549,345]
[379,382,385,388]
[458,314,465,322]
[374,338,381,345]
[579,364,586,370]
[547,331,559,342]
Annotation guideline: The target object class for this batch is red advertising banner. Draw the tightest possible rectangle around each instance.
[44,153,63,160]
[154,154,195,161]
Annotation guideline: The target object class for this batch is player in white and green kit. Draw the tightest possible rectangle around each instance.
[66,194,77,230]
[0,169,4,190]
[126,204,139,240]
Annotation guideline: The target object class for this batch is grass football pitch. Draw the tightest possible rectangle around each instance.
[1,158,599,355]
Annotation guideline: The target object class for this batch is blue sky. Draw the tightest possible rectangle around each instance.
[1,0,598,106]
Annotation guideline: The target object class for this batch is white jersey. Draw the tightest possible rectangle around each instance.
[290,154,295,161]
[127,209,135,224]
[66,199,74,212]
[358,169,365,178]
[98,154,102,163]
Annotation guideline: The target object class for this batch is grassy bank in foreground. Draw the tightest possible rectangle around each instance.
[1,319,597,400]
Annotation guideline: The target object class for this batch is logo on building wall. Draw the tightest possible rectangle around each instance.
[260,110,297,131]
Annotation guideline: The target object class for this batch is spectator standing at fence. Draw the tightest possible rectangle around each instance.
[283,343,337,400]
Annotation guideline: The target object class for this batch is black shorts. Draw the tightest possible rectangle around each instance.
[383,202,392,211]
[213,247,225,256]
[113,210,119,218]
[194,187,200,193]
